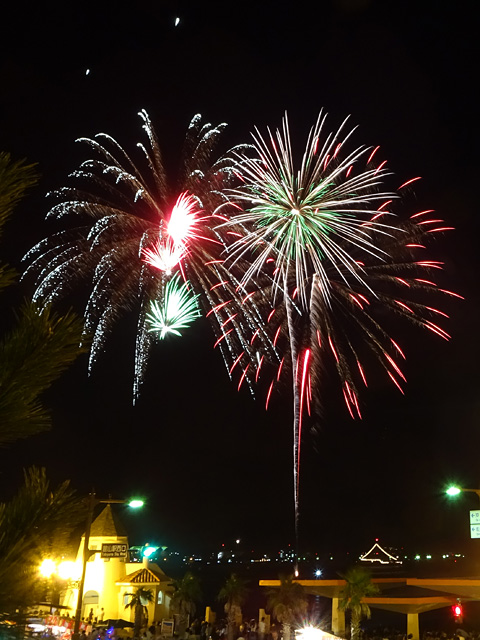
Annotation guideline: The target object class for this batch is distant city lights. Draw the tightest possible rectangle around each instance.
[157,546,468,567]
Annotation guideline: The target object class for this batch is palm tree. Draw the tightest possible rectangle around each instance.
[339,566,379,640]
[218,574,249,640]
[0,152,87,444]
[266,575,307,640]
[0,467,84,611]
[0,302,88,443]
[125,587,154,639]
[170,572,202,636]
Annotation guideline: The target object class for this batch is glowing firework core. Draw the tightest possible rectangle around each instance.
[146,275,201,339]
[142,192,203,276]
[167,192,202,246]
[142,239,186,275]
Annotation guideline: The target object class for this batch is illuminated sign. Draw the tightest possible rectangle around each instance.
[101,543,128,558]
[470,511,480,538]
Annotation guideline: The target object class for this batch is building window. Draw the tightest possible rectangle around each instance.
[124,594,130,606]
[157,591,163,605]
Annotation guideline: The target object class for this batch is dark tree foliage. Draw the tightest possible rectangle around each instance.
[0,467,85,611]
[0,152,87,445]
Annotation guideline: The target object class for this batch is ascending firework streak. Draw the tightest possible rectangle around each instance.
[23,111,280,398]
[224,111,459,559]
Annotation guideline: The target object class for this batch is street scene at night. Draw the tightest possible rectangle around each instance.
[0,2,479,640]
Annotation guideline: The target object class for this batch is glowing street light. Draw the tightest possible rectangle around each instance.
[72,493,144,640]
[39,559,57,578]
[58,561,81,581]
[446,486,461,496]
[39,559,81,581]
[446,486,480,502]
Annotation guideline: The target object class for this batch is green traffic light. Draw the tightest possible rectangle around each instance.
[446,486,461,496]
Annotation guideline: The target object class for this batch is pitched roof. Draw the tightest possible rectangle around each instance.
[117,566,171,585]
[88,504,128,538]
[360,541,401,564]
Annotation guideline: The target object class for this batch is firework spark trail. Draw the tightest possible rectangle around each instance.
[22,111,281,399]
[223,110,458,566]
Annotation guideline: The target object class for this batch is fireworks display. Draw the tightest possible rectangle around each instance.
[223,111,458,542]
[23,111,281,400]
[23,109,457,556]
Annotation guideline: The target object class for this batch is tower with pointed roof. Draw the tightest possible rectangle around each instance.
[62,505,173,625]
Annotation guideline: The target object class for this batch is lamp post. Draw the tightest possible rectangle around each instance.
[446,486,480,540]
[446,486,480,503]
[72,493,144,640]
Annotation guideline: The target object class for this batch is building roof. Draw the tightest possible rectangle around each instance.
[117,565,171,586]
[88,504,128,538]
[360,541,401,564]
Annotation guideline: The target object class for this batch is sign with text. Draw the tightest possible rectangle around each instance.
[161,620,174,637]
[470,510,480,524]
[470,511,480,538]
[101,543,128,558]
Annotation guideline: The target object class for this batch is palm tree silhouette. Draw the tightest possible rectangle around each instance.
[125,586,154,639]
[340,567,379,640]
[266,575,307,640]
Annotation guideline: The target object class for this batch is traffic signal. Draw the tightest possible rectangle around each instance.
[452,602,463,624]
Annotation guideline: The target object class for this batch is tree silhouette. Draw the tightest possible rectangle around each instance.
[0,467,84,611]
[0,152,86,444]
[125,586,154,638]
[218,574,249,640]
[340,566,379,640]
[267,575,307,640]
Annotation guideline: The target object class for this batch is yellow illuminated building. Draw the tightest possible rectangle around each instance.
[62,505,173,625]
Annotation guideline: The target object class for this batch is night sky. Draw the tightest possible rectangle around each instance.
[0,0,479,562]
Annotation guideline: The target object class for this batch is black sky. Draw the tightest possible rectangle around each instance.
[0,0,479,561]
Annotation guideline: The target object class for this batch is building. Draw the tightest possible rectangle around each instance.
[62,505,173,625]
[359,540,402,565]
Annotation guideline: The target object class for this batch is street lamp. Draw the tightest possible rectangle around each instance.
[72,493,144,640]
[39,559,57,579]
[446,486,480,502]
[39,559,81,581]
